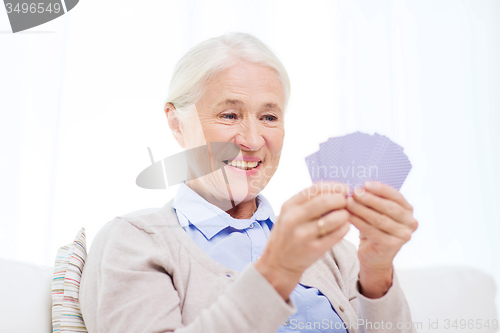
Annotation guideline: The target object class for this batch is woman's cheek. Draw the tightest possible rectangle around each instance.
[204,124,236,143]
[267,132,284,160]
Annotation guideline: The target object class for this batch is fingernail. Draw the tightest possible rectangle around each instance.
[353,186,365,196]
[365,181,377,190]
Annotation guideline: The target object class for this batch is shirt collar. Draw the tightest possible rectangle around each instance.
[172,182,276,240]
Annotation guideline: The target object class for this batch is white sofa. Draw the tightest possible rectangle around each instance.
[0,257,497,333]
[0,257,54,332]
[396,266,498,333]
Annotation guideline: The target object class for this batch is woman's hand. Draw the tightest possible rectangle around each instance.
[254,181,351,302]
[346,181,418,298]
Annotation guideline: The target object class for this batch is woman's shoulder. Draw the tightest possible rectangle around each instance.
[88,199,179,253]
[101,198,176,231]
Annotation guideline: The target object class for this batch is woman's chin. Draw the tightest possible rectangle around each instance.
[223,166,263,205]
[188,168,264,210]
[224,180,251,205]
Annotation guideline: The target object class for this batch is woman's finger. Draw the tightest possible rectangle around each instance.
[280,182,349,225]
[363,181,413,212]
[314,221,351,251]
[285,181,349,207]
[346,196,412,241]
[292,193,347,222]
[293,209,350,243]
[349,213,404,246]
[352,189,416,229]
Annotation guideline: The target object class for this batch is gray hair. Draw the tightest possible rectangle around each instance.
[165,32,291,120]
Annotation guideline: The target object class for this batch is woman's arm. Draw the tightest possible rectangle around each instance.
[343,230,418,332]
[79,217,296,333]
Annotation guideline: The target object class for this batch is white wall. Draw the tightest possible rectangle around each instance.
[1,0,499,321]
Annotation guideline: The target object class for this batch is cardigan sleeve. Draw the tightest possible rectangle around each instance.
[343,240,418,333]
[79,217,296,333]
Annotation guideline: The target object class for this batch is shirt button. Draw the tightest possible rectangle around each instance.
[248,223,254,229]
[339,305,345,312]
[284,320,289,326]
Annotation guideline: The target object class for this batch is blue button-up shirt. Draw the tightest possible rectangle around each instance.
[172,183,348,332]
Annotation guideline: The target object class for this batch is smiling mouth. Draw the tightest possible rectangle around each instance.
[223,160,262,170]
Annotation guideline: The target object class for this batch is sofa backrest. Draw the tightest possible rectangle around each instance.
[0,257,54,333]
[397,266,498,333]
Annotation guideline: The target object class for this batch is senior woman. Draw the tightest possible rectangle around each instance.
[80,32,418,333]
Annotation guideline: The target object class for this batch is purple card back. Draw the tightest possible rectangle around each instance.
[305,132,411,192]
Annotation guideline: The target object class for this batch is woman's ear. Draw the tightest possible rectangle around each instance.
[165,102,185,148]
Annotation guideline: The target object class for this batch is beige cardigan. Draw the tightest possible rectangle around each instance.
[80,199,417,333]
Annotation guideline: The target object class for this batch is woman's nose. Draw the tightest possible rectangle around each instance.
[234,121,265,151]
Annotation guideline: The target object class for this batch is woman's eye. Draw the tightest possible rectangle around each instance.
[221,113,237,120]
[263,115,277,121]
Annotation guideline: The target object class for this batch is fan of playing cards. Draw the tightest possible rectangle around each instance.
[305,132,412,192]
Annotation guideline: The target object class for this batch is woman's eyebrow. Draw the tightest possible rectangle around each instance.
[216,99,243,107]
[262,102,282,113]
[262,102,280,109]
[215,99,282,113]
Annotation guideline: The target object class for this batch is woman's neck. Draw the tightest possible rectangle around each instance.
[184,180,257,220]
[225,199,257,220]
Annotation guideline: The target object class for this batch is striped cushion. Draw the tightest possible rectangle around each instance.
[51,227,88,333]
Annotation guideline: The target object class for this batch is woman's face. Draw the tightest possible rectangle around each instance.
[176,61,285,210]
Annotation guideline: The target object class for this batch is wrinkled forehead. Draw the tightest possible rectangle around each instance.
[197,62,286,112]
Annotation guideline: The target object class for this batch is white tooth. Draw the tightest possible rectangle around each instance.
[227,160,260,169]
